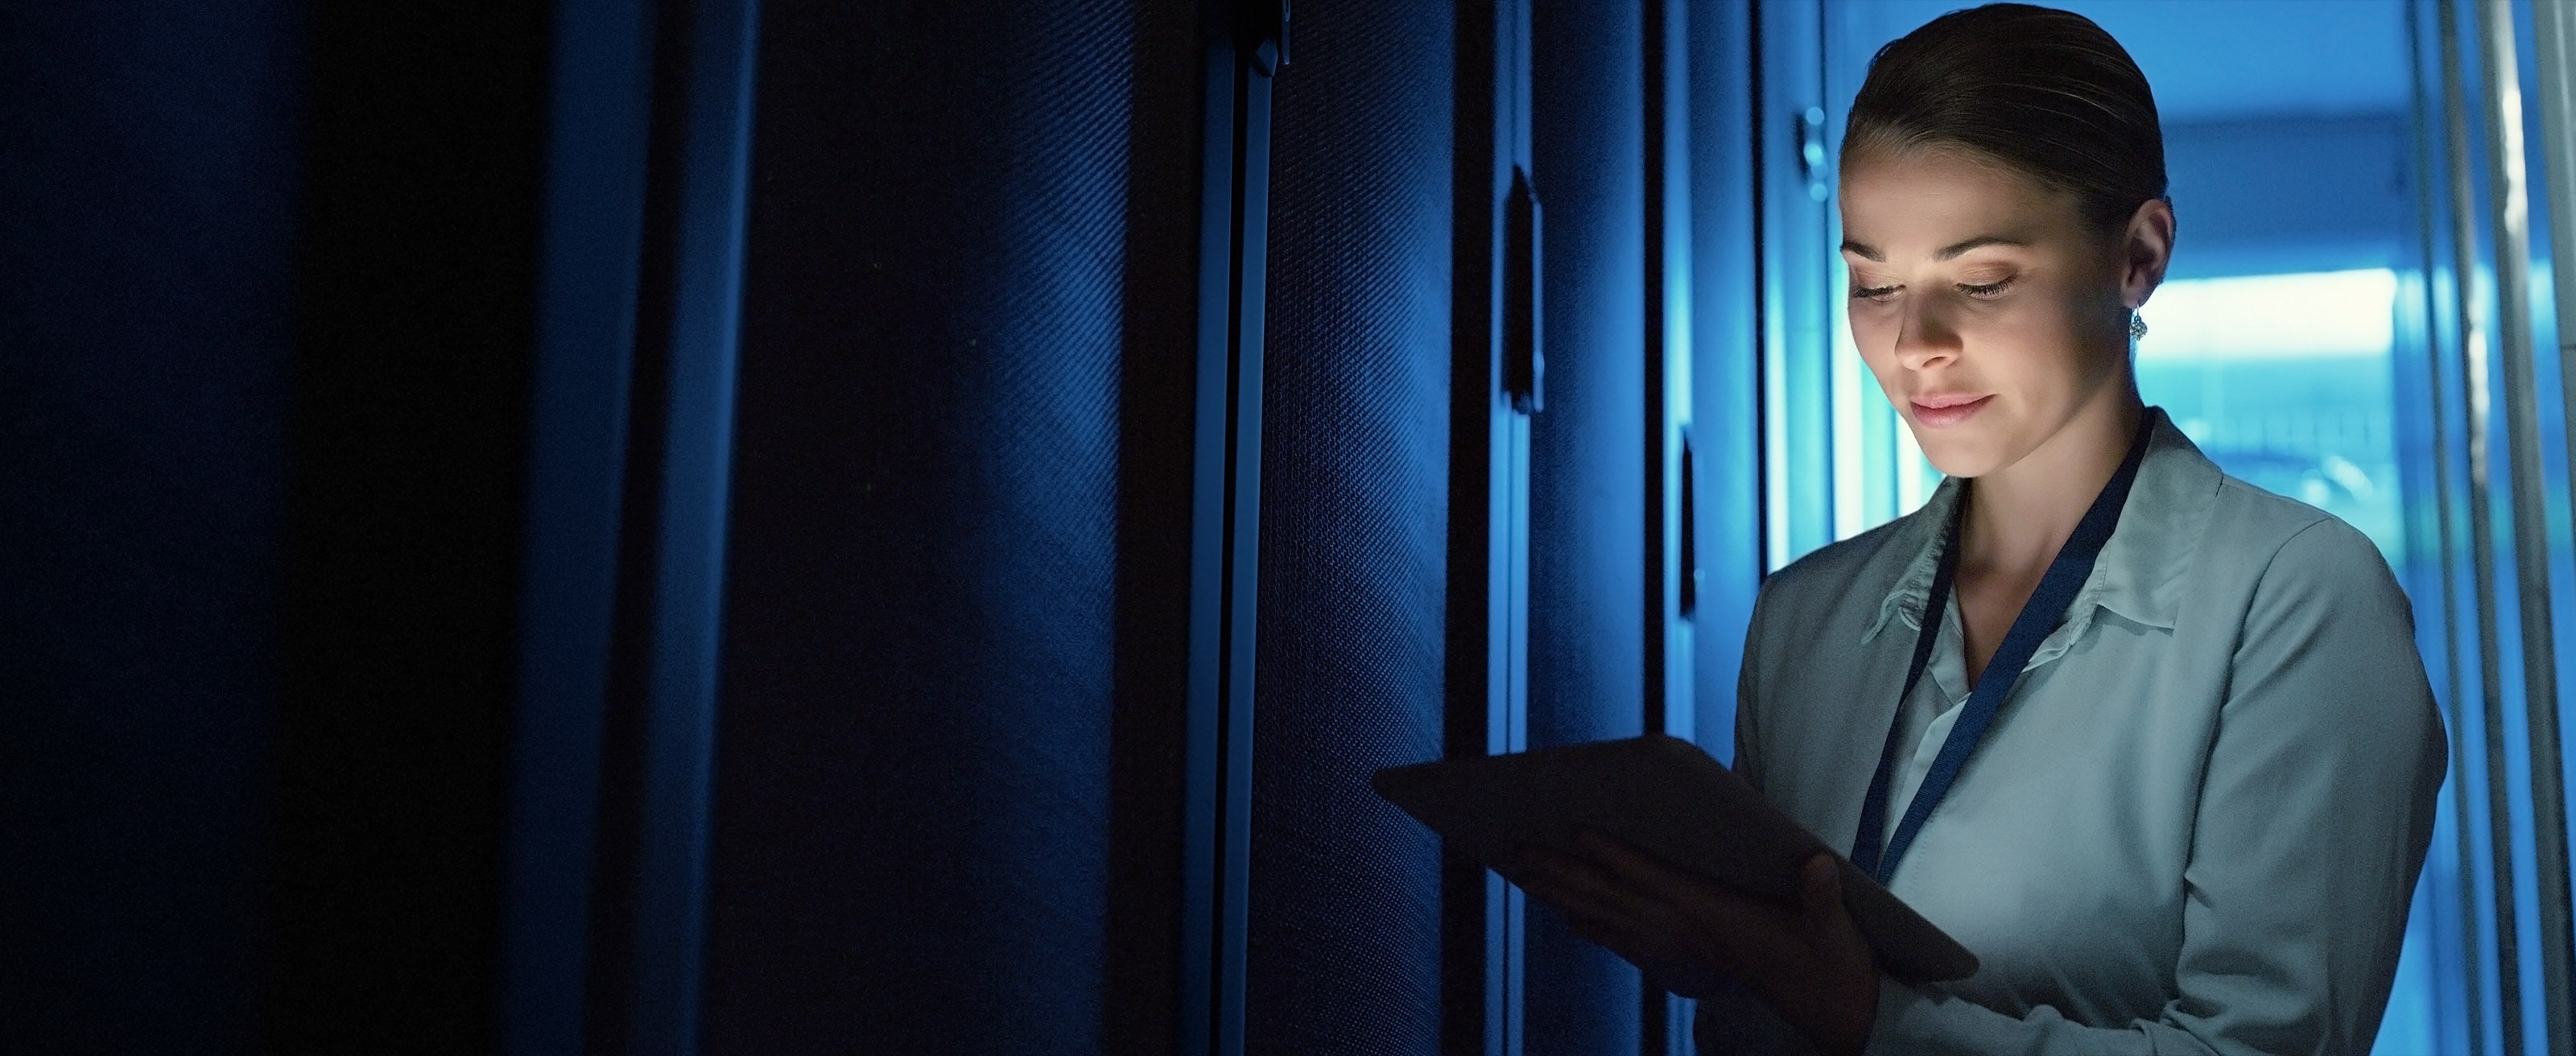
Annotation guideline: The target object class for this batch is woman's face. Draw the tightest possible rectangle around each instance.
[1837,145,2140,479]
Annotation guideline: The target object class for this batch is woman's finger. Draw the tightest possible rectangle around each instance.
[1798,853,1843,933]
[1798,852,1870,955]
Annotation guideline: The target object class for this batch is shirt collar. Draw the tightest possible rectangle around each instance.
[1861,406,2223,646]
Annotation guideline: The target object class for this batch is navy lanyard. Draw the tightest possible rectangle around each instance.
[1849,416,2156,885]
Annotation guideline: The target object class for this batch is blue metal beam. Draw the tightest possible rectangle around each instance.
[1183,5,1281,1054]
[628,1,760,1052]
[498,0,656,1051]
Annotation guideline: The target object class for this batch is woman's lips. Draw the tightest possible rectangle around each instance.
[1909,394,1992,428]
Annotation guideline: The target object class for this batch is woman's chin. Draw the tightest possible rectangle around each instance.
[1912,435,2007,481]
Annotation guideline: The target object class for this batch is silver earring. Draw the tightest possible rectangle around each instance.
[2128,311,2149,341]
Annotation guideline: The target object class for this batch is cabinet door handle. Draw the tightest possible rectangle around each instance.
[1680,426,1700,620]
[1504,164,1543,415]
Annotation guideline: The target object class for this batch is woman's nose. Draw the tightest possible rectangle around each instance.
[1891,298,1962,369]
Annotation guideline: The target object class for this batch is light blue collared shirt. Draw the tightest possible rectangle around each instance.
[1696,406,2448,1055]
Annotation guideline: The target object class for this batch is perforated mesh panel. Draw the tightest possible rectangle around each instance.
[1248,1,1455,1051]
[707,2,1164,1050]
[0,5,301,1049]
[1526,0,1649,1051]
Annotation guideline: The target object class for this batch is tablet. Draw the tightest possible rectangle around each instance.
[1370,733,1979,984]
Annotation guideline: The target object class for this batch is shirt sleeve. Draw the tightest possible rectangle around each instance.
[1863,516,2450,1055]
[1697,575,1827,1054]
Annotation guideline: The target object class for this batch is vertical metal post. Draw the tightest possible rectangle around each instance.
[1502,15,1533,1056]
[1447,1,1531,1053]
[1652,0,1697,743]
[1643,0,1669,765]
[2537,0,2576,1044]
[2530,8,2576,1025]
[498,1,655,1052]
[629,1,760,1052]
[2524,2,2576,1042]
[1756,0,1831,570]
[2409,1,2487,1047]
[1747,0,1771,589]
[2475,0,2576,1049]
[1642,0,1695,1050]
[2443,0,2529,1050]
[2538,0,2576,463]
[1181,3,1282,1054]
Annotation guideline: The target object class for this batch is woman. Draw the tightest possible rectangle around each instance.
[1502,5,2448,1054]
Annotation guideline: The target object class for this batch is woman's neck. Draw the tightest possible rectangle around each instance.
[1959,386,2147,578]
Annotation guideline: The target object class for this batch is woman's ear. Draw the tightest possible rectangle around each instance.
[2120,196,2176,310]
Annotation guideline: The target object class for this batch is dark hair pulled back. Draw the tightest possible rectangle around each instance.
[1843,3,2169,233]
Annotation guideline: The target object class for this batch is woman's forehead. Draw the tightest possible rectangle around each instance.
[1839,146,2083,254]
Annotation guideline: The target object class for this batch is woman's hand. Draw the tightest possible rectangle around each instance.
[1499,831,1881,1056]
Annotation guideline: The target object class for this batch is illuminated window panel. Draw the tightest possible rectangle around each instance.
[2136,268,2405,560]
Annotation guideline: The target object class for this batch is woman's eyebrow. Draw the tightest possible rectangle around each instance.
[1839,235,2028,262]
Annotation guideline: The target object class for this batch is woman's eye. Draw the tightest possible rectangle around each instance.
[1957,278,2015,298]
[1849,284,1898,301]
